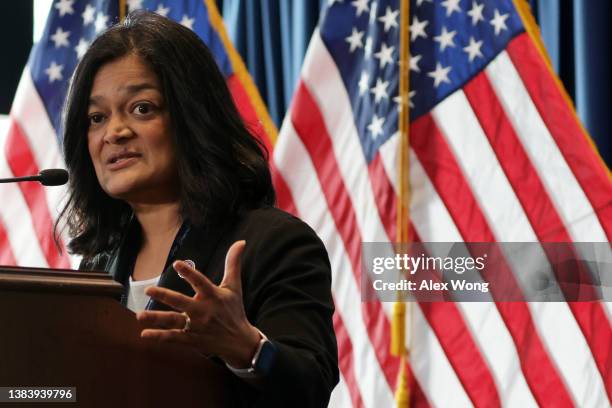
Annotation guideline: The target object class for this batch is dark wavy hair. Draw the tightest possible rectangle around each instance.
[56,11,275,258]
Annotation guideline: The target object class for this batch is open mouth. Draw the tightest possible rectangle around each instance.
[107,152,141,164]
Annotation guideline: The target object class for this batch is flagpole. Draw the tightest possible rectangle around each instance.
[392,0,411,406]
[119,0,126,21]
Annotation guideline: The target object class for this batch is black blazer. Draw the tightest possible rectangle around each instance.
[82,206,339,407]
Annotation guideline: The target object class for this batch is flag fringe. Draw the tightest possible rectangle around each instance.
[391,302,406,356]
[395,355,410,408]
[202,0,279,145]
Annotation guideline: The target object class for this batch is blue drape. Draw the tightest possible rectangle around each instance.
[220,1,609,166]
[218,0,324,126]
[531,0,610,166]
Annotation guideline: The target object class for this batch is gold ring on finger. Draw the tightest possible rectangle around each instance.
[181,312,191,332]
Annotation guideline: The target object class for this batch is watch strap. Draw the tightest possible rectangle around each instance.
[225,329,273,378]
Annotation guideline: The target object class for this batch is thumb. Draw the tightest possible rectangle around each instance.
[220,240,246,293]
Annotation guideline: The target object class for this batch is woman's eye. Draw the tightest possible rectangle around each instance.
[88,113,104,125]
[133,103,153,115]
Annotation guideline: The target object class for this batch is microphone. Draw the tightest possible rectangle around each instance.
[0,169,69,186]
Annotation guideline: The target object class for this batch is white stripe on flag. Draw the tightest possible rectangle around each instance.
[328,374,353,408]
[486,52,607,243]
[274,119,395,408]
[0,122,48,266]
[458,303,538,406]
[11,69,67,224]
[376,86,535,408]
[10,68,80,269]
[528,302,608,407]
[410,303,472,408]
[296,30,472,407]
[301,31,402,319]
[408,149,462,242]
[605,303,612,321]
[432,90,608,406]
[431,91,536,242]
[380,116,575,408]
[300,32,389,243]
[378,131,399,195]
[432,90,558,297]
[409,152,537,406]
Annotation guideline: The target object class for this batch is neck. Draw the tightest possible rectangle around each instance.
[131,201,181,245]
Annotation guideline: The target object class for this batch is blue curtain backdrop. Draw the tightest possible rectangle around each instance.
[218,0,325,127]
[530,0,610,167]
[218,0,610,167]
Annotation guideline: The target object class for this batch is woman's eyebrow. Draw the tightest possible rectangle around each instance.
[89,82,160,106]
[119,82,159,95]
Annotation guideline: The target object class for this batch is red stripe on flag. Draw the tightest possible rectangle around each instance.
[0,220,17,265]
[465,72,612,398]
[273,154,368,405]
[506,34,612,240]
[401,229,436,408]
[570,304,612,396]
[226,75,273,153]
[333,310,365,408]
[368,154,397,242]
[418,301,501,407]
[411,114,575,406]
[290,81,400,390]
[4,119,69,269]
[406,360,432,408]
[361,128,460,408]
[271,122,364,408]
[271,163,298,216]
[463,73,575,242]
[407,228,501,407]
[273,140,370,408]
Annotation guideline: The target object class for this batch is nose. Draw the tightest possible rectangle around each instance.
[103,113,134,144]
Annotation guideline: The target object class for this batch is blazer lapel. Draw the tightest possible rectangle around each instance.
[148,221,231,311]
[106,216,140,306]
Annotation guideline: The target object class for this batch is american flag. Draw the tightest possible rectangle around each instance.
[273,0,612,407]
[0,0,275,267]
[3,0,611,406]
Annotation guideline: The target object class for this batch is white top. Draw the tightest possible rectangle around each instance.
[127,275,161,312]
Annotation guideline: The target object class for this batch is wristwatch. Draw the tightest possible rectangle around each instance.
[248,332,277,376]
[226,330,278,378]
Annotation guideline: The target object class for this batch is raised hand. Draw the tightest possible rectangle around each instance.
[136,240,262,368]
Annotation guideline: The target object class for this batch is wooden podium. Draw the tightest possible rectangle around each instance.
[0,266,240,406]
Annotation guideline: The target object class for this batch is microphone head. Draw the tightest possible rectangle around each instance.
[39,169,69,186]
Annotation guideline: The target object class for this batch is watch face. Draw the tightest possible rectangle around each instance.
[254,340,277,375]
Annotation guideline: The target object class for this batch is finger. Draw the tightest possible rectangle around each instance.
[146,286,196,312]
[141,328,194,345]
[136,310,186,330]
[220,240,246,293]
[173,260,216,297]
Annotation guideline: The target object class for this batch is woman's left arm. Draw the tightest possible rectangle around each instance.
[240,215,339,406]
[137,214,339,407]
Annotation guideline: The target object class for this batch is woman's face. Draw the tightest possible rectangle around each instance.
[87,53,178,205]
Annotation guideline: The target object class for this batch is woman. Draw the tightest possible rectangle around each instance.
[57,11,338,407]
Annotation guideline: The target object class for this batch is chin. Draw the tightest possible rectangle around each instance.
[99,171,177,203]
[101,179,141,201]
